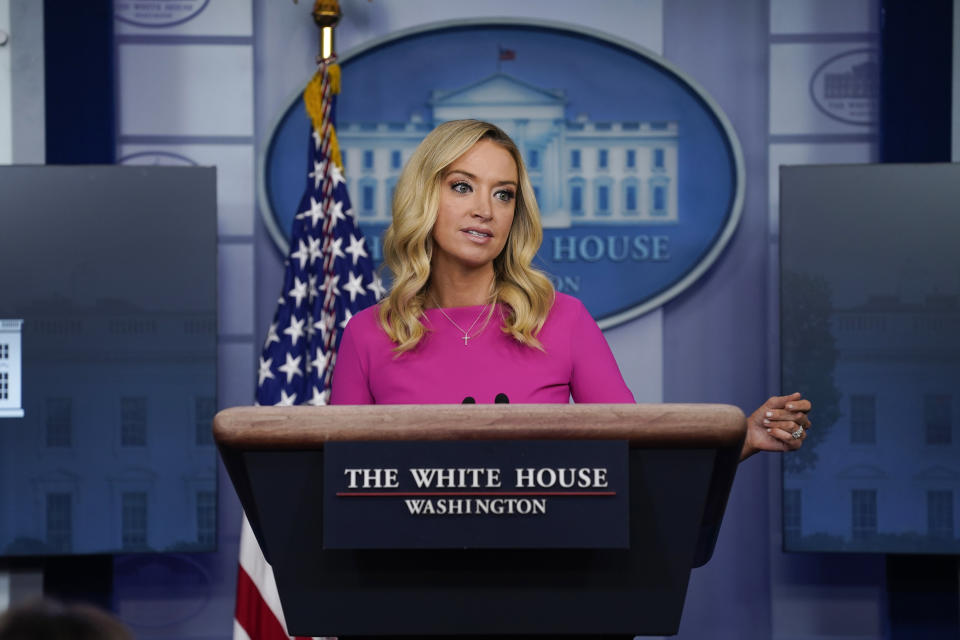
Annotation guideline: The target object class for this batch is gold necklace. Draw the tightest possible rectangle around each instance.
[431,299,493,346]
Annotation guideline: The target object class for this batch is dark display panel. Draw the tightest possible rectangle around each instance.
[0,165,217,556]
[780,163,960,554]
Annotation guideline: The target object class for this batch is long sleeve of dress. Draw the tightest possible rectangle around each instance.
[568,297,635,404]
[329,317,374,405]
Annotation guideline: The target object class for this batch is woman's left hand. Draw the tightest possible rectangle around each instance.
[740,392,811,460]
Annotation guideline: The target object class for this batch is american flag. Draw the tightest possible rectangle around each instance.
[255,59,383,409]
[234,58,382,640]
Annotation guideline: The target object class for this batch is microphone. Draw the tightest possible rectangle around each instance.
[494,393,510,404]
[462,396,476,404]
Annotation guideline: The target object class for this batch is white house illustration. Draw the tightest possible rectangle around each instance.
[0,309,216,554]
[784,294,960,549]
[338,73,679,228]
[0,319,24,418]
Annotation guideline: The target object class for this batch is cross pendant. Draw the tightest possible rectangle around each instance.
[462,334,470,346]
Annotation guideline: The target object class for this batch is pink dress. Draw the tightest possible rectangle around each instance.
[329,293,634,405]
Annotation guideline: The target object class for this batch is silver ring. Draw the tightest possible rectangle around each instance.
[791,427,804,440]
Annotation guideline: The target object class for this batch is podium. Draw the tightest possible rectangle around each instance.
[215,403,745,638]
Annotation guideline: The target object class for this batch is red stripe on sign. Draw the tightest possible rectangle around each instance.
[336,491,616,497]
[234,565,311,640]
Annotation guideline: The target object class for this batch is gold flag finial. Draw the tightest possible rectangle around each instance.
[313,0,341,27]
[313,0,341,60]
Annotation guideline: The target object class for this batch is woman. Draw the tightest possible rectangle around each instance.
[330,120,809,459]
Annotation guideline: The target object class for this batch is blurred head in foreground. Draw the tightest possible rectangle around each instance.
[0,599,134,640]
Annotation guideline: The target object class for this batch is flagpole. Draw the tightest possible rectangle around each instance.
[235,1,382,637]
[313,0,341,61]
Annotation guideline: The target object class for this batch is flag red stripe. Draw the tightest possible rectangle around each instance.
[235,565,311,640]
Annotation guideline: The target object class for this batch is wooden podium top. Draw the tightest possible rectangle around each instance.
[213,403,745,450]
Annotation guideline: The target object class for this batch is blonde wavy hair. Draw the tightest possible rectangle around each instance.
[378,119,555,353]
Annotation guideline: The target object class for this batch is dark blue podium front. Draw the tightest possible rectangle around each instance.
[215,403,744,638]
